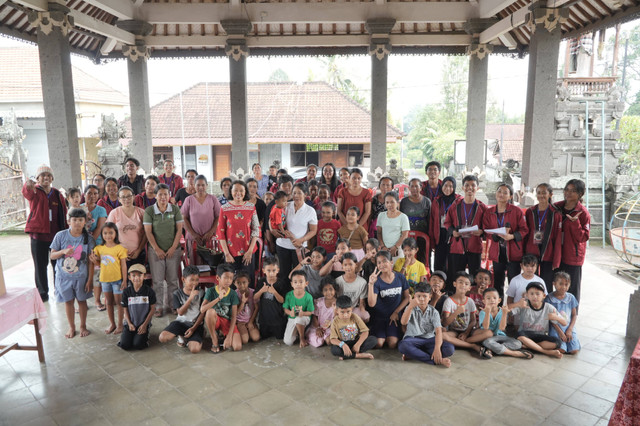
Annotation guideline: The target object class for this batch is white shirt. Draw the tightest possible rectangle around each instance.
[505,273,547,303]
[276,201,318,250]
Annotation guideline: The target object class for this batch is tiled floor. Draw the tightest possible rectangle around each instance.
[1,235,637,426]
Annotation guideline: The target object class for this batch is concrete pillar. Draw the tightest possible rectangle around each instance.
[28,4,81,188]
[521,4,564,188]
[463,20,495,171]
[119,21,154,173]
[222,20,252,175]
[366,19,395,173]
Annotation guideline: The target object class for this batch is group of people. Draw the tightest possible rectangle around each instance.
[22,158,589,362]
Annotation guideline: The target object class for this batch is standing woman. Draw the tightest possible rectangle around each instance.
[336,167,351,199]
[320,163,340,199]
[216,180,260,283]
[482,183,528,299]
[555,179,590,302]
[97,177,120,215]
[246,177,267,227]
[158,159,184,203]
[295,163,318,184]
[376,192,410,262]
[429,177,459,274]
[83,184,108,310]
[336,168,372,227]
[370,176,394,238]
[219,177,233,206]
[144,183,184,317]
[400,178,431,264]
[107,186,147,269]
[174,169,198,207]
[134,175,159,209]
[181,175,221,264]
[92,174,107,199]
[525,183,563,293]
[251,163,271,198]
[273,183,318,281]
[22,165,68,302]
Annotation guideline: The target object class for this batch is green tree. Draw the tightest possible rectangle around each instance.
[268,69,290,82]
[609,24,640,115]
[620,116,640,171]
[316,56,368,108]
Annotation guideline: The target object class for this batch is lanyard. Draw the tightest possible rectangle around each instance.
[166,174,174,193]
[428,184,440,200]
[107,197,119,209]
[144,195,153,208]
[537,207,548,230]
[463,201,476,226]
[440,199,452,216]
[496,211,505,227]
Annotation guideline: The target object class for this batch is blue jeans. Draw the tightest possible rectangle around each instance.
[398,336,455,364]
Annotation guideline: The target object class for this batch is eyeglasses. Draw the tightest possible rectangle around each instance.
[119,195,134,200]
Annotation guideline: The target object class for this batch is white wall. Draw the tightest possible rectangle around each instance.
[196,145,213,182]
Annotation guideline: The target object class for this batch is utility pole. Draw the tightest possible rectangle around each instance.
[615,37,629,131]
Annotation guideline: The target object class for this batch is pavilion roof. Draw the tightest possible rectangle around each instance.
[124,81,404,146]
[0,46,128,106]
[0,0,638,61]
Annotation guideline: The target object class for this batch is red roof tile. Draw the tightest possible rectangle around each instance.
[485,123,524,163]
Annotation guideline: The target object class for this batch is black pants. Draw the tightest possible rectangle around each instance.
[232,255,256,288]
[119,325,150,350]
[30,238,56,301]
[492,261,521,300]
[447,252,481,290]
[539,261,555,294]
[276,245,300,283]
[559,263,582,302]
[433,232,450,274]
[330,336,378,359]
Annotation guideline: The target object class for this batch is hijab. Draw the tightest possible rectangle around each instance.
[441,176,457,205]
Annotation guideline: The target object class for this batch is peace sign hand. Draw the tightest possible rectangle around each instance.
[368,267,379,286]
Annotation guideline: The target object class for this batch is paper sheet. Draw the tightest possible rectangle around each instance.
[484,227,508,236]
[458,225,479,234]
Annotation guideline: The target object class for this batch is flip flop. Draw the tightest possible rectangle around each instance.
[519,349,534,359]
[154,310,163,318]
[95,305,106,312]
[480,347,493,359]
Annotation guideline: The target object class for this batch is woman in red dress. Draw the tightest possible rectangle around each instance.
[336,168,372,228]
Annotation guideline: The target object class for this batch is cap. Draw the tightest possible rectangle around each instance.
[36,164,54,179]
[128,264,147,274]
[431,270,447,282]
[525,282,546,293]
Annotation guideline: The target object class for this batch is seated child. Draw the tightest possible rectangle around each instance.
[338,206,369,260]
[254,257,288,340]
[508,282,566,358]
[357,238,379,283]
[50,208,95,338]
[329,295,377,360]
[545,272,580,354]
[398,283,455,367]
[316,202,340,259]
[235,271,260,344]
[119,264,156,350]
[335,252,370,321]
[442,272,493,359]
[291,247,326,298]
[393,238,429,293]
[479,288,532,359]
[320,238,350,279]
[159,265,205,353]
[201,263,242,352]
[367,251,411,349]
[269,190,289,236]
[306,277,338,347]
[283,270,315,347]
[314,184,332,218]
[469,268,492,312]
[506,254,546,305]
[428,270,449,314]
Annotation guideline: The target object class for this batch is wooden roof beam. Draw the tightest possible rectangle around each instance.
[479,5,529,44]
[81,0,136,20]
[137,2,476,25]
[478,0,520,18]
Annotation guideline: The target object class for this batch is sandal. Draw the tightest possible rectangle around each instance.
[210,346,221,354]
[519,349,534,359]
[154,310,163,318]
[480,347,493,359]
[95,304,106,312]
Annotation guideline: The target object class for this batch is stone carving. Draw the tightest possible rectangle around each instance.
[0,110,27,172]
[367,166,385,187]
[369,41,391,60]
[97,114,130,178]
[122,44,150,62]
[527,7,568,33]
[27,10,74,36]
[387,159,405,184]
[466,43,493,60]
[225,39,249,62]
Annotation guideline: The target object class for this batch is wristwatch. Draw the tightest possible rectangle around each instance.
[339,341,345,348]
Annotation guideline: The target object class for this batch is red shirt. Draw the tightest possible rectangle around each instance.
[337,186,373,223]
[216,202,260,257]
[482,204,528,263]
[97,195,120,215]
[554,201,591,266]
[159,173,184,197]
[316,219,341,254]
[421,179,443,202]
[443,198,487,254]
[524,205,562,269]
[134,193,157,209]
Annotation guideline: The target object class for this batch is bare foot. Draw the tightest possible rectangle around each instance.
[65,328,76,339]
[355,353,374,360]
[113,326,123,335]
[438,358,452,368]
[545,349,563,359]
[339,357,344,361]
[80,328,91,337]
[104,325,116,334]
[299,339,308,348]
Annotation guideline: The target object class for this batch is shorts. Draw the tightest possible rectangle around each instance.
[517,330,562,349]
[370,315,400,339]
[101,280,123,295]
[55,278,93,303]
[164,321,205,344]
[215,315,240,336]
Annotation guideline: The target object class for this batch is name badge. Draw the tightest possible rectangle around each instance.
[533,230,543,244]
[440,215,446,227]
[49,209,52,221]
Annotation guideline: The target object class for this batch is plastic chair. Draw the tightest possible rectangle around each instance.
[407,230,431,273]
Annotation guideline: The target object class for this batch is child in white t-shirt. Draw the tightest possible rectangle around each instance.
[506,254,546,304]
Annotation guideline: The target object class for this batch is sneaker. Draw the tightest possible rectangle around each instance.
[177,336,186,347]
